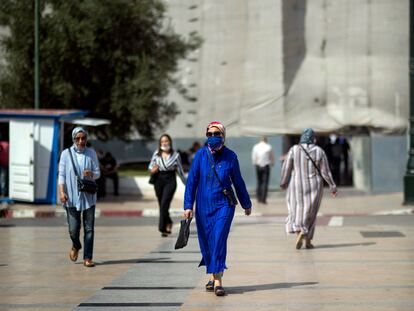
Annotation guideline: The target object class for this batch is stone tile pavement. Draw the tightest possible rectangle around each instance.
[0,190,413,310]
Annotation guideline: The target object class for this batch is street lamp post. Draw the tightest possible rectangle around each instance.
[34,0,39,110]
[404,0,414,204]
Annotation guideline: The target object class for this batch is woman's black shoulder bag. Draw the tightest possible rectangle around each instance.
[148,172,158,185]
[68,148,99,194]
[148,155,167,185]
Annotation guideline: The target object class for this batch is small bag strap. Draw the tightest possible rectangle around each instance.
[206,149,226,190]
[299,144,322,177]
[67,148,81,180]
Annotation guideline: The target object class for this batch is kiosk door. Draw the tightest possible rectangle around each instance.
[9,120,35,202]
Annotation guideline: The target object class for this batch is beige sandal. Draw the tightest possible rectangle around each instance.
[214,286,226,296]
[83,259,95,267]
[295,232,306,249]
[305,238,314,249]
[69,247,79,262]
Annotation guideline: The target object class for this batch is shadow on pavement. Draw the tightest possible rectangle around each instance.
[313,242,376,249]
[95,257,171,265]
[227,282,318,294]
[96,194,149,204]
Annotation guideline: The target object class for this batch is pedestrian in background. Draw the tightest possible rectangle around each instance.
[188,141,201,165]
[149,134,186,237]
[103,152,119,196]
[0,140,9,197]
[58,127,100,267]
[184,121,252,296]
[251,136,274,204]
[96,149,106,199]
[280,128,337,249]
[331,137,342,185]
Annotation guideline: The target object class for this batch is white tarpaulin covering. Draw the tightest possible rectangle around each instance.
[69,118,111,127]
[165,0,409,137]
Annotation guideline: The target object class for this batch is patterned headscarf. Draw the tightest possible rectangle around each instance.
[299,128,316,144]
[206,121,226,138]
[72,127,88,141]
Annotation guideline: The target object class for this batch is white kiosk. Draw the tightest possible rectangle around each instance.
[0,109,88,204]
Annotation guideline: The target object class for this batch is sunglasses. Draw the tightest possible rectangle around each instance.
[75,136,87,142]
[206,131,222,137]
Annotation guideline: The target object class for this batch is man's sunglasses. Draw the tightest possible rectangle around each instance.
[206,131,222,137]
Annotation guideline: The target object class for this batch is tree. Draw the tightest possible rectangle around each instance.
[0,0,201,139]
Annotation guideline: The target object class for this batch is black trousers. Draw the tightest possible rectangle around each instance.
[154,171,177,233]
[106,173,119,195]
[256,165,270,203]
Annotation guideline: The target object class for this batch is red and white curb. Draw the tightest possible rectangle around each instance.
[328,216,344,227]
[2,208,264,219]
[2,209,145,219]
[373,208,414,215]
[3,208,412,221]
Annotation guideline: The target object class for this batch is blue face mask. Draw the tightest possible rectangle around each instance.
[207,136,224,150]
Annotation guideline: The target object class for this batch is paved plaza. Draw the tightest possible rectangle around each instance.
[0,190,413,310]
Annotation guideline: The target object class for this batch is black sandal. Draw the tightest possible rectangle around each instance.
[214,286,226,296]
[205,280,214,291]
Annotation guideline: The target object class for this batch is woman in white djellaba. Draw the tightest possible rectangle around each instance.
[280,128,337,249]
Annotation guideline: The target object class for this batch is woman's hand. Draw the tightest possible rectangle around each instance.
[151,165,159,174]
[60,192,68,204]
[331,190,338,198]
[280,183,287,190]
[83,170,93,177]
[184,209,193,219]
[244,208,252,216]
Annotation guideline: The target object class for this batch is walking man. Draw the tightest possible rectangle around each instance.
[252,136,274,204]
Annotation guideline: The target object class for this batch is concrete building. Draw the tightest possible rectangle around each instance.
[154,0,409,194]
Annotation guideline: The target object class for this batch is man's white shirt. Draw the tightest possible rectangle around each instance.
[252,142,275,167]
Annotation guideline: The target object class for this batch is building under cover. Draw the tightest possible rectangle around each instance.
[155,0,408,194]
[165,0,408,137]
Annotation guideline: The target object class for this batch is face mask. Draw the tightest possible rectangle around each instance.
[207,136,224,151]
[161,145,171,152]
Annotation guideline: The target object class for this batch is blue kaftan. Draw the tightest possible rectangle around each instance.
[184,146,252,274]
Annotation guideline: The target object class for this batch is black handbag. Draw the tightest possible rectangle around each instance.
[76,178,99,194]
[206,150,238,206]
[222,187,238,206]
[68,148,99,194]
[148,172,158,185]
[148,156,166,185]
[175,217,193,249]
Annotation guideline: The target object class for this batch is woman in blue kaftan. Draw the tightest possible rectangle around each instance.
[184,122,252,296]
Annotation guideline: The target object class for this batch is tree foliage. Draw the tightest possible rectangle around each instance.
[0,0,201,139]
